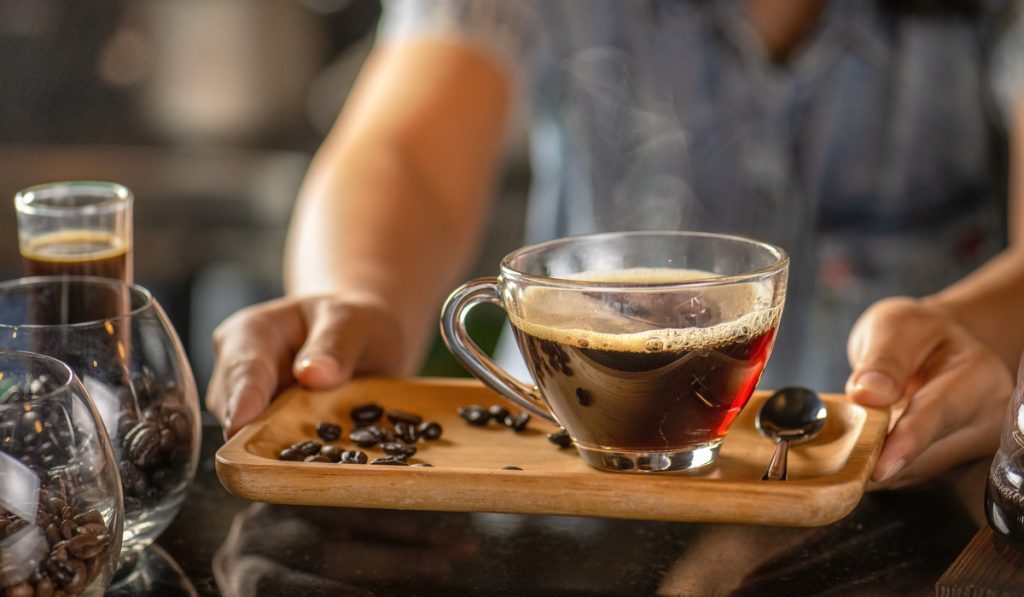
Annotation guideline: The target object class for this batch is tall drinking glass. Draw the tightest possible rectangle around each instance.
[15,181,133,284]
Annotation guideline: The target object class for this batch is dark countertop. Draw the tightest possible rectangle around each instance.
[110,423,987,596]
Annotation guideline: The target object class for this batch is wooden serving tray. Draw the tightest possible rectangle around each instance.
[216,378,889,526]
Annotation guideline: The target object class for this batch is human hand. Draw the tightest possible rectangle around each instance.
[207,295,405,437]
[845,297,1012,489]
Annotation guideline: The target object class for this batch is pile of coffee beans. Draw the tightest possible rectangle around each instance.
[456,404,532,432]
[0,379,115,597]
[0,378,77,480]
[456,403,577,453]
[277,403,444,467]
[114,371,194,515]
[0,488,113,597]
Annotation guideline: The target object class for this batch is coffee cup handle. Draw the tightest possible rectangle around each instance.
[440,278,557,423]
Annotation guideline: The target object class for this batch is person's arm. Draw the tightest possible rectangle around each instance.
[285,39,513,372]
[207,40,513,436]
[922,98,1024,365]
[845,98,1024,488]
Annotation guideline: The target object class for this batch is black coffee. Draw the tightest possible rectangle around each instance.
[510,267,780,451]
[23,230,131,283]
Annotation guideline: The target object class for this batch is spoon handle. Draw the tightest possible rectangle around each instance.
[761,439,789,481]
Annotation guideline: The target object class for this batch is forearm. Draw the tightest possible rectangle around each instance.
[924,98,1024,372]
[283,41,512,372]
[284,141,490,372]
[924,247,1024,371]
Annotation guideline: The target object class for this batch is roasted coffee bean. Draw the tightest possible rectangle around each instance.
[340,450,368,465]
[350,403,384,425]
[294,440,322,457]
[548,429,573,448]
[381,441,416,458]
[46,558,76,586]
[504,413,531,433]
[166,412,190,440]
[411,463,434,467]
[86,552,103,582]
[72,510,103,526]
[386,410,423,426]
[35,575,55,597]
[120,461,149,496]
[117,414,140,438]
[304,455,332,463]
[64,559,87,594]
[394,422,418,444]
[457,405,490,426]
[5,518,28,537]
[80,522,107,536]
[129,425,163,468]
[45,524,60,545]
[575,388,592,406]
[370,456,409,466]
[417,421,443,441]
[278,447,303,461]
[66,533,105,560]
[123,421,157,448]
[60,520,76,541]
[488,405,509,421]
[159,428,176,452]
[501,466,523,471]
[320,445,343,463]
[315,422,342,442]
[5,582,33,597]
[348,428,381,448]
[142,406,161,423]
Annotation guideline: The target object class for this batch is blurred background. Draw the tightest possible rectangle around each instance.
[0,0,528,396]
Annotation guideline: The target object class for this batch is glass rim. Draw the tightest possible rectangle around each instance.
[14,181,133,217]
[499,230,790,290]
[0,348,77,405]
[0,275,154,330]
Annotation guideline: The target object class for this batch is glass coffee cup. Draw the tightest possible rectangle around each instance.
[441,231,789,473]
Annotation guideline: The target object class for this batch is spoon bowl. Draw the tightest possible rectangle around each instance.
[755,387,828,481]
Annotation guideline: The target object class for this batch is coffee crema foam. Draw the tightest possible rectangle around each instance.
[509,267,781,354]
[23,230,130,261]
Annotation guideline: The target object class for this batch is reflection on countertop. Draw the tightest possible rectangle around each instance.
[144,424,981,596]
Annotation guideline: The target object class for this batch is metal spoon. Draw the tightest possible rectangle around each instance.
[755,387,828,481]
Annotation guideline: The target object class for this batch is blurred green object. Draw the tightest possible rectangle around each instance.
[419,304,506,378]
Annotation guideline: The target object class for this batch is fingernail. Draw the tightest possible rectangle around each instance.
[853,371,897,400]
[296,355,346,387]
[297,355,335,374]
[878,458,906,483]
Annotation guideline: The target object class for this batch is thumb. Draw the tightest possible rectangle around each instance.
[292,301,399,390]
[845,298,945,407]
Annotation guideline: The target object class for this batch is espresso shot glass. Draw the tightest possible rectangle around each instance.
[441,231,789,473]
[15,181,134,284]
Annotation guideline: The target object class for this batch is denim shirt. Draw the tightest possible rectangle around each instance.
[379,0,1022,390]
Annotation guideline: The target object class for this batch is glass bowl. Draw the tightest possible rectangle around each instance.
[0,349,124,596]
[0,277,200,564]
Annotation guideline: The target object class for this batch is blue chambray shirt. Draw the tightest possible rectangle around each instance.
[379,0,1024,391]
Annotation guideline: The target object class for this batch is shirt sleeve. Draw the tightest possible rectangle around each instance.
[991,4,1024,124]
[376,0,541,86]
